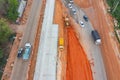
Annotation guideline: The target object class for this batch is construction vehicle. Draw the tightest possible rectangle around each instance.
[64,16,70,26]
[91,30,101,45]
[59,38,64,50]
[23,43,32,60]
[63,11,70,26]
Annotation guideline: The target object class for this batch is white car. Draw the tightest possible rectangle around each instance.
[68,3,72,9]
[70,0,74,4]
[79,21,85,27]
[72,8,76,14]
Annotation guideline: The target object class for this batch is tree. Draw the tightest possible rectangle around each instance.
[112,0,120,13]
[6,0,19,21]
[0,48,3,58]
[0,0,7,15]
[0,18,12,44]
[0,0,5,10]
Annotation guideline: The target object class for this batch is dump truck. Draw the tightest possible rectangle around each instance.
[59,38,64,50]
[91,30,101,45]
[23,43,32,60]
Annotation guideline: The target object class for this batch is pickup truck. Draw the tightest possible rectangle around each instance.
[23,43,32,60]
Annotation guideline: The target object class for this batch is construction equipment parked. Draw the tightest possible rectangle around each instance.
[63,11,70,26]
[23,43,32,60]
[59,38,64,50]
[64,16,70,26]
[91,30,101,45]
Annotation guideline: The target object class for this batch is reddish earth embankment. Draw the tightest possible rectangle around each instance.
[74,0,120,79]
[66,27,93,80]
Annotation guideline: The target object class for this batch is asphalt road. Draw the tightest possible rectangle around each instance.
[75,7,107,80]
[10,0,43,80]
[63,0,107,80]
[88,0,120,79]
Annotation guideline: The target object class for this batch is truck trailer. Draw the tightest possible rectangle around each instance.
[91,30,101,45]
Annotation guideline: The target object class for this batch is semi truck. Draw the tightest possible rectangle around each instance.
[91,30,101,45]
[23,43,32,60]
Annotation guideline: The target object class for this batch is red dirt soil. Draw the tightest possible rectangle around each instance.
[66,27,93,80]
[2,33,22,80]
[74,0,91,8]
[54,0,68,80]
[74,0,120,79]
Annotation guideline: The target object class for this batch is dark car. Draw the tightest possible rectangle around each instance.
[83,15,88,22]
[17,48,24,58]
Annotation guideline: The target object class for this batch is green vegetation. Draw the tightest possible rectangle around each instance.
[0,17,12,62]
[0,48,3,58]
[107,0,120,43]
[0,52,7,79]
[115,30,120,43]
[0,72,2,80]
[0,18,12,79]
[0,18,12,44]
[6,0,19,21]
[0,0,19,21]
[0,0,6,10]
[107,0,120,28]
[0,0,7,15]
[0,0,18,79]
[0,47,4,79]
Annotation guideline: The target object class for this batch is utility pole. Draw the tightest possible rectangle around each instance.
[112,0,120,13]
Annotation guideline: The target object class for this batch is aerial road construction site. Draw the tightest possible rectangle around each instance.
[1,0,120,80]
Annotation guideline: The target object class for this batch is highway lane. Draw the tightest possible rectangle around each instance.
[63,0,107,80]
[10,0,43,80]
[73,4,107,80]
[74,0,120,79]
[76,7,107,80]
[88,0,120,79]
